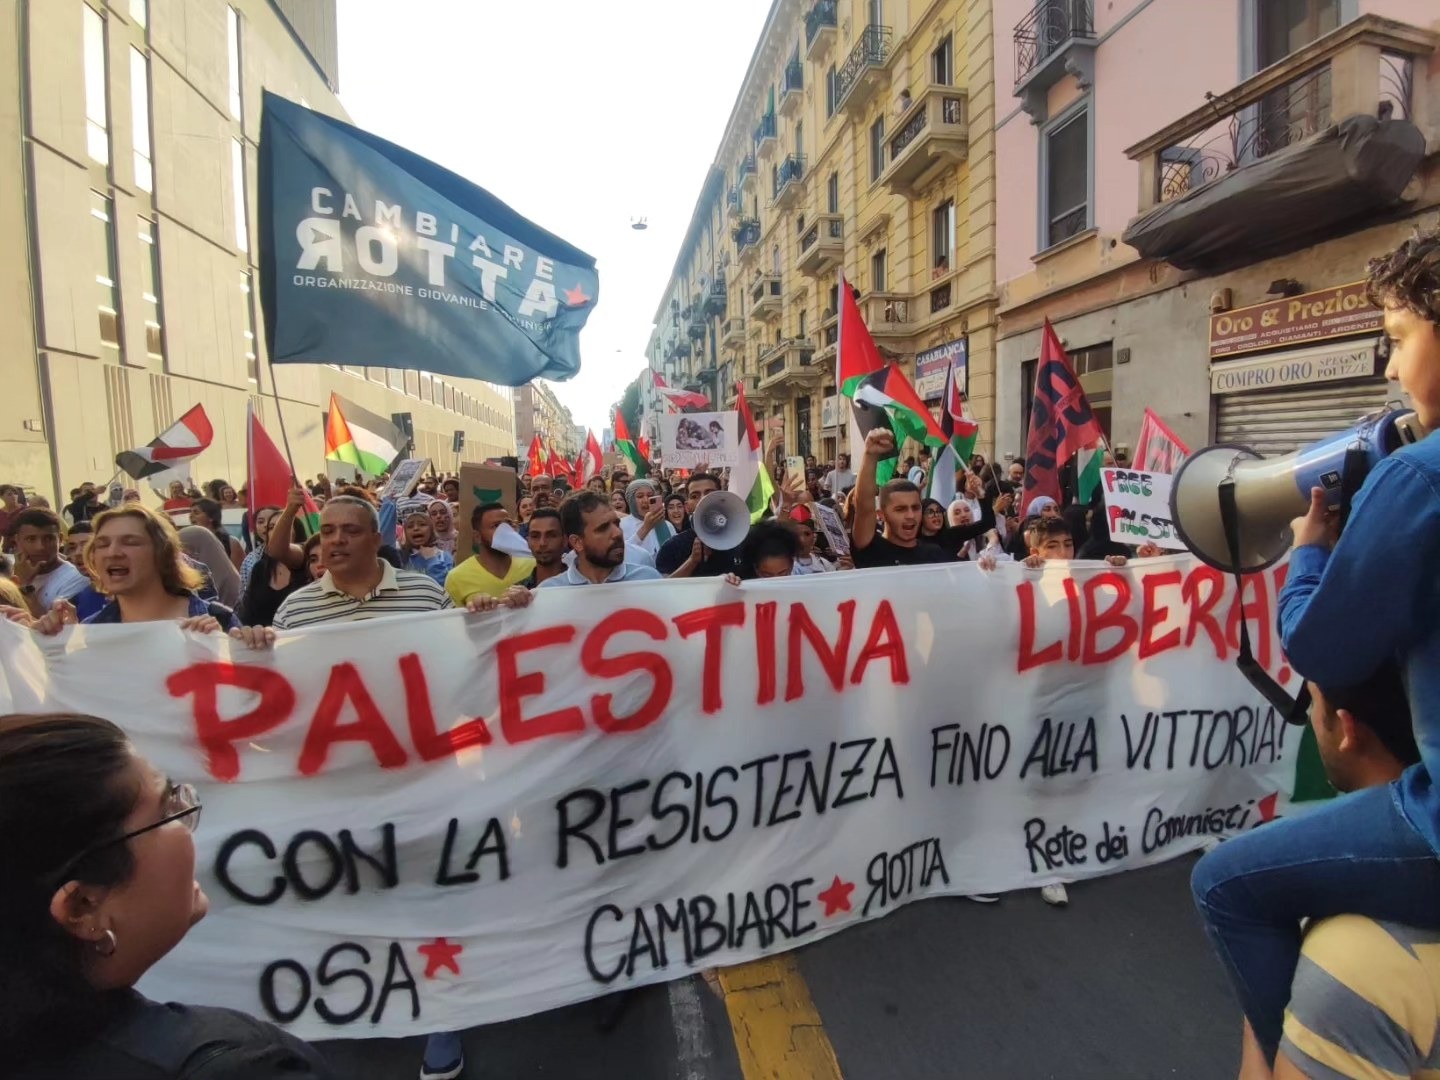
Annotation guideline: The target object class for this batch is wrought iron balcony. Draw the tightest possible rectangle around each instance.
[673,340,692,360]
[929,281,953,316]
[733,217,761,253]
[881,86,969,196]
[751,274,783,321]
[773,154,806,210]
[797,213,844,276]
[688,309,708,340]
[805,0,837,59]
[704,277,727,317]
[737,154,758,196]
[863,292,914,339]
[781,60,804,117]
[754,113,778,158]
[1123,15,1437,271]
[813,318,839,366]
[721,316,746,350]
[726,187,741,219]
[834,25,892,115]
[1013,0,1096,122]
[758,339,820,390]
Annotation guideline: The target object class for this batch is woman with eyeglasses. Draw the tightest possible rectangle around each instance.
[1,713,333,1078]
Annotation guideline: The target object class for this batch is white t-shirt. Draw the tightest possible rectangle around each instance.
[823,469,856,494]
[793,554,835,575]
[32,560,89,608]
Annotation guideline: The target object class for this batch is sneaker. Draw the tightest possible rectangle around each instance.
[1040,883,1069,907]
[420,1031,465,1080]
[963,894,1000,903]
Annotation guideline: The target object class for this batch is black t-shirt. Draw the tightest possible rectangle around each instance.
[656,528,742,577]
[13,991,333,1079]
[853,533,955,568]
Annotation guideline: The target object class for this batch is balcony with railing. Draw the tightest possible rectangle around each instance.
[1013,0,1095,121]
[813,316,840,366]
[781,60,804,117]
[737,154,758,196]
[805,0,837,60]
[773,154,806,210]
[704,277,728,317]
[721,315,747,350]
[797,213,844,276]
[863,292,914,339]
[834,25,893,116]
[928,281,953,317]
[751,274,783,321]
[880,86,969,196]
[1123,15,1437,272]
[758,339,820,391]
[734,217,761,254]
[687,307,708,340]
[754,112,778,159]
[726,187,741,220]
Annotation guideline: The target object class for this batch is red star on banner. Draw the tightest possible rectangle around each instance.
[417,937,464,979]
[1256,792,1279,824]
[817,876,855,918]
[563,283,592,307]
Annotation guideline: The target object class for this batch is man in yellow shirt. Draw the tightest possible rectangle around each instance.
[444,503,534,606]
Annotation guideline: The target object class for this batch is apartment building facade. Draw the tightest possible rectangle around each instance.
[1,0,515,503]
[513,381,579,463]
[648,0,998,465]
[992,0,1438,462]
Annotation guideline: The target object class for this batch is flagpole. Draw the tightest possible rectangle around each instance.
[262,356,302,485]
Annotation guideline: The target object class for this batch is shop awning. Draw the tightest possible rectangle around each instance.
[1121,114,1424,273]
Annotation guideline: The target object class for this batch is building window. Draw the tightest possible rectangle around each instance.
[366,366,384,384]
[798,309,807,339]
[869,118,885,182]
[827,172,839,214]
[83,6,109,165]
[405,369,419,397]
[931,200,955,272]
[230,138,248,253]
[871,248,887,291]
[420,372,433,401]
[240,272,258,383]
[138,218,164,363]
[867,0,883,25]
[129,48,152,193]
[432,378,444,406]
[226,6,242,120]
[444,384,455,412]
[388,368,404,391]
[130,0,147,27]
[933,34,953,85]
[91,192,123,363]
[1041,102,1091,249]
[825,66,837,118]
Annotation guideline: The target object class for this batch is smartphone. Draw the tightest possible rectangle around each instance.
[785,456,806,490]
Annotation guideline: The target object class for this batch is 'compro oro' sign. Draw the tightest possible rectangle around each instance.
[1208,281,1381,359]
[1209,341,1377,396]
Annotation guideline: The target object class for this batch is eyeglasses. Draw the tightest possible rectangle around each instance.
[49,782,202,885]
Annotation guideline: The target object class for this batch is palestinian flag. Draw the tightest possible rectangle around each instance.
[248,403,320,533]
[576,429,603,484]
[929,363,979,506]
[852,362,946,486]
[324,393,405,477]
[613,411,648,479]
[115,404,213,484]
[1075,442,1106,506]
[730,381,776,522]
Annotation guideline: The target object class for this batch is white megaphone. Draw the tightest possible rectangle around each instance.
[1170,405,1427,574]
[692,490,751,551]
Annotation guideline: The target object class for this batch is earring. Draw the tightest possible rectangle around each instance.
[93,929,117,957]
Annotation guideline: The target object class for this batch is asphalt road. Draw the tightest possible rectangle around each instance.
[317,854,1239,1080]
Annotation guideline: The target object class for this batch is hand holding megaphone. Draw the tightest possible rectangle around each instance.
[1290,487,1341,550]
[692,490,751,551]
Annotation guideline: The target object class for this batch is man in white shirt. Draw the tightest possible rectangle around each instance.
[541,491,663,587]
[8,507,89,617]
[822,454,856,496]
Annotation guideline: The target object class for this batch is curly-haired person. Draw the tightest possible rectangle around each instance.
[1192,228,1440,1071]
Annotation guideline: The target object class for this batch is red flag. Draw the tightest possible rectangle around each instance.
[577,429,603,483]
[1022,320,1105,508]
[1135,408,1191,474]
[636,435,652,461]
[526,434,546,475]
[247,403,319,529]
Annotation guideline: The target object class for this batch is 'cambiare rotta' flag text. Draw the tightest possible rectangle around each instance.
[730,381,776,522]
[613,412,648,479]
[852,363,946,486]
[1022,320,1105,509]
[115,404,213,487]
[324,393,405,477]
[258,92,598,386]
[929,356,979,506]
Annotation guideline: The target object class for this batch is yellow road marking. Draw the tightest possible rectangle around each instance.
[716,955,845,1080]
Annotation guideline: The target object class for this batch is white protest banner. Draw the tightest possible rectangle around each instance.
[659,411,739,468]
[0,556,1314,1042]
[1101,468,1188,550]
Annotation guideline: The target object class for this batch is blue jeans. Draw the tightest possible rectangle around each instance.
[1191,772,1440,1062]
[423,1030,462,1071]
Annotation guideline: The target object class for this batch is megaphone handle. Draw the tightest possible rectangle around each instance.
[1337,445,1368,534]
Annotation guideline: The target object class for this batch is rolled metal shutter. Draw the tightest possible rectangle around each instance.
[1213,378,1395,456]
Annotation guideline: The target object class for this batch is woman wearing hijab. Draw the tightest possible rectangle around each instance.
[188,498,244,570]
[622,479,676,560]
[920,498,947,541]
[426,499,458,556]
[177,525,241,609]
[400,510,453,586]
[665,494,687,531]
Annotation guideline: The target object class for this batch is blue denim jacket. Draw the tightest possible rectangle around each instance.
[1278,433,1440,851]
[83,593,239,631]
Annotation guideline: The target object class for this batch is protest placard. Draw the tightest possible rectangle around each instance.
[0,556,1310,1041]
[382,458,430,500]
[659,412,739,468]
[456,462,517,557]
[813,501,850,557]
[1101,468,1187,550]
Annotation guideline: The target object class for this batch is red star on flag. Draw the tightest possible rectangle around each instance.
[817,875,855,918]
[563,283,592,307]
[417,936,464,979]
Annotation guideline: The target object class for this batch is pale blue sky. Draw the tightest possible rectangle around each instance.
[337,0,775,434]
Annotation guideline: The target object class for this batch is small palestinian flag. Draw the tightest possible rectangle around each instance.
[613,411,648,479]
[851,362,946,486]
[324,393,406,477]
